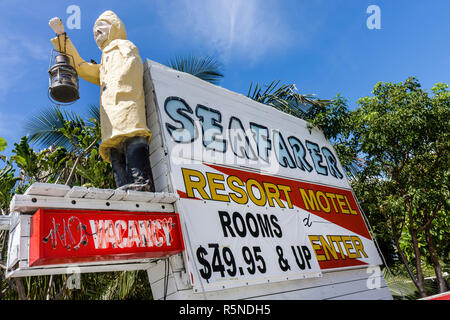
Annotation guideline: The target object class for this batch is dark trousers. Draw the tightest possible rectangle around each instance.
[109,136,154,191]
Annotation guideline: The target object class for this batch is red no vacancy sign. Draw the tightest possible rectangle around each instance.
[29,209,184,267]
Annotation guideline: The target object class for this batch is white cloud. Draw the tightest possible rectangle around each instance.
[156,0,293,64]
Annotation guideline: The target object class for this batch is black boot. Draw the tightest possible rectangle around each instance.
[110,148,128,188]
[120,137,154,192]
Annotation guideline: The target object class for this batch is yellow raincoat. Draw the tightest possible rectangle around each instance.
[51,10,151,163]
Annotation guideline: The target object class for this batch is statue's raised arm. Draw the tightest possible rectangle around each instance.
[49,17,100,85]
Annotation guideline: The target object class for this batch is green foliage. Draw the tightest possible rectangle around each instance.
[25,106,86,152]
[0,137,6,152]
[1,271,152,300]
[9,136,69,187]
[0,137,6,162]
[351,176,399,265]
[302,94,363,178]
[383,265,449,300]
[0,105,140,300]
[76,148,115,188]
[20,105,111,187]
[97,271,152,300]
[303,93,350,140]
[270,76,449,298]
[349,77,449,296]
[11,136,41,183]
[0,163,19,212]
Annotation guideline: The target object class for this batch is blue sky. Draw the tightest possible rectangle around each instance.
[0,0,449,158]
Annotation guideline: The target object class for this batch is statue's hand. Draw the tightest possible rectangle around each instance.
[49,17,65,35]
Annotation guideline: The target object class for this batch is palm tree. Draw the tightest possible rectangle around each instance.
[247,80,331,118]
[23,104,104,186]
[25,104,100,152]
[167,55,224,85]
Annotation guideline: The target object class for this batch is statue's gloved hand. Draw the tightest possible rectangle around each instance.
[49,17,65,35]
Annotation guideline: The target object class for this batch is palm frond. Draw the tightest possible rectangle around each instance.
[247,80,330,117]
[167,55,224,85]
[86,104,100,124]
[24,106,86,151]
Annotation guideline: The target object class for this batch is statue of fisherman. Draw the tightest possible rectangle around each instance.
[49,11,153,191]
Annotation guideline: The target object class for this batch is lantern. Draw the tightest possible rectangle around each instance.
[48,49,79,104]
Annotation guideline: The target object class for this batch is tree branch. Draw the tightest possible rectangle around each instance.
[64,139,98,186]
[54,275,69,300]
[46,274,53,300]
[418,200,443,232]
[14,278,27,300]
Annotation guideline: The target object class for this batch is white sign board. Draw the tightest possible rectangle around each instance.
[148,62,382,292]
